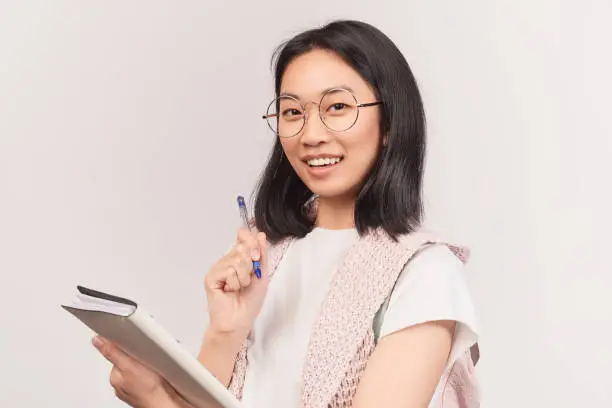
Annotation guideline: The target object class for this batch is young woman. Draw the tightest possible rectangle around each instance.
[93,20,480,408]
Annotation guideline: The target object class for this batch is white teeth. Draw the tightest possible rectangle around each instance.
[307,157,342,167]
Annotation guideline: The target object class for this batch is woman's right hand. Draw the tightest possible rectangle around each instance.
[203,228,269,341]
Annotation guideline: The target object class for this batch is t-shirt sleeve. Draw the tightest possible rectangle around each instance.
[378,244,479,370]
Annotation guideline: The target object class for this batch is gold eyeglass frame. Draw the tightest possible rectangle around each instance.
[262,87,382,138]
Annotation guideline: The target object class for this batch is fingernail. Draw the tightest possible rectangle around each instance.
[92,336,103,348]
[250,248,260,261]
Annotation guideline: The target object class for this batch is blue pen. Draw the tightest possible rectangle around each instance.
[237,195,262,279]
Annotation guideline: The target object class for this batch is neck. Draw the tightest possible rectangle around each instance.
[314,195,356,230]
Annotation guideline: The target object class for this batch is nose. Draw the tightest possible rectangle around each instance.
[299,102,331,146]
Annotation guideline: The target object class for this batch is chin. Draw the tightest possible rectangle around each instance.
[305,182,357,201]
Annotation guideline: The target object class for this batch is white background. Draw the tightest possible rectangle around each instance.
[1,1,611,407]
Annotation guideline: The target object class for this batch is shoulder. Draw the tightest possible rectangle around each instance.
[406,244,464,274]
[377,241,478,342]
[394,226,471,265]
[391,244,467,305]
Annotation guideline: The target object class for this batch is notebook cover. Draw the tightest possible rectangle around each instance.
[62,304,240,408]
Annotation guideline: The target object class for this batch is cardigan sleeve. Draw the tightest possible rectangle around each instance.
[376,244,479,371]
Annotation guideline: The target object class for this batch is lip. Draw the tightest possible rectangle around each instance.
[300,153,344,162]
[301,154,344,178]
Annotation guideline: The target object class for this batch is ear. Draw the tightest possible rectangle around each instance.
[382,134,388,147]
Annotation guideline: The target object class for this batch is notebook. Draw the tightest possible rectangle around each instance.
[61,285,241,408]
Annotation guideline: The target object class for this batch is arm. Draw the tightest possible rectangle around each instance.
[93,336,195,408]
[93,229,268,406]
[351,320,455,408]
[351,244,478,407]
[198,229,270,387]
[93,329,247,407]
[196,328,246,387]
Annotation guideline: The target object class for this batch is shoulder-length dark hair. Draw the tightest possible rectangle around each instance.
[253,20,426,244]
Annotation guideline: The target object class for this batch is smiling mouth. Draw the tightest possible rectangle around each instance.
[305,157,344,167]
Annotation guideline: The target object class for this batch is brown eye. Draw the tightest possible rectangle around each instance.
[281,108,304,122]
[283,108,302,116]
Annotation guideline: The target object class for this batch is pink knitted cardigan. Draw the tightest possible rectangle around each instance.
[228,226,480,407]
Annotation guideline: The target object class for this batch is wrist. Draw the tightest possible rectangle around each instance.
[166,389,195,408]
[152,384,185,408]
[198,327,248,366]
[197,328,247,387]
[202,327,248,353]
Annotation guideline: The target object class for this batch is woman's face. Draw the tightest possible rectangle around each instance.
[277,49,382,201]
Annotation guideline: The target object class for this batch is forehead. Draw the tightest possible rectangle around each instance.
[280,49,375,101]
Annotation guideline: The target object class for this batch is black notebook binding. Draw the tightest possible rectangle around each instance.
[76,285,137,307]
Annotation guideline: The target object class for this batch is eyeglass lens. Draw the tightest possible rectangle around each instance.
[265,89,359,138]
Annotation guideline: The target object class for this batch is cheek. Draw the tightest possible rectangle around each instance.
[279,139,293,156]
[279,139,301,166]
[351,145,379,175]
[346,127,381,169]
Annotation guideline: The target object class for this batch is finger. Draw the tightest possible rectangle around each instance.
[113,386,130,405]
[232,245,254,286]
[234,261,252,288]
[223,266,241,292]
[206,235,259,292]
[233,243,251,268]
[236,228,261,262]
[256,232,269,277]
[92,336,131,371]
[109,367,132,403]
[109,366,124,391]
[243,233,270,295]
[114,388,127,403]
[237,229,264,279]
[207,255,241,291]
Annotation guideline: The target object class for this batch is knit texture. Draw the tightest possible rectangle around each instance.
[228,226,480,407]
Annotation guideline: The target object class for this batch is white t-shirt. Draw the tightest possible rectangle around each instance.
[241,227,478,408]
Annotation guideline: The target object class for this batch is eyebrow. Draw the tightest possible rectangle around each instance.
[279,85,356,100]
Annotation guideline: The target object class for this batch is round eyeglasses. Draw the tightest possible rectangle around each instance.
[262,87,382,138]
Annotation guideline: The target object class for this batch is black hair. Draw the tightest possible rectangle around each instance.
[253,20,426,244]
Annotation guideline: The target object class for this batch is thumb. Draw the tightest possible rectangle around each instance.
[247,233,271,297]
[256,232,269,278]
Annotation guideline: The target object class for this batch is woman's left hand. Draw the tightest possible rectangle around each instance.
[92,335,190,408]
